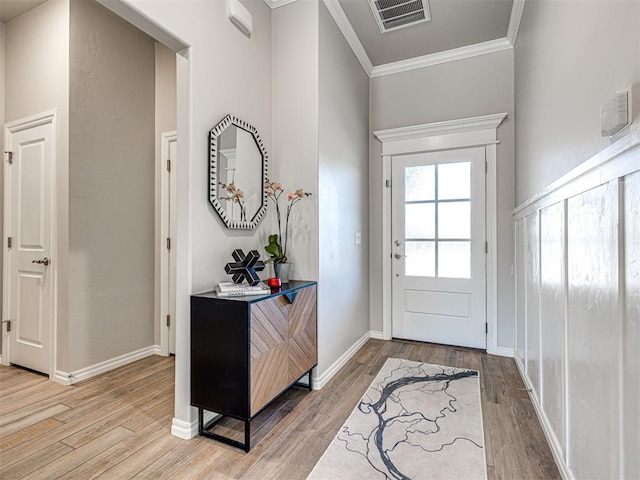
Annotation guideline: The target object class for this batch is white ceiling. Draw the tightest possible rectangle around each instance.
[338,0,514,66]
[0,0,48,23]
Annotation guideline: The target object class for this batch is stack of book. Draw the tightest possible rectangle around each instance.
[215,281,270,297]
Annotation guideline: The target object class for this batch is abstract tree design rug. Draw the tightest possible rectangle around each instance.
[307,358,487,480]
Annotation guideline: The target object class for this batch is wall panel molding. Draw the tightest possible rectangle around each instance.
[513,126,640,479]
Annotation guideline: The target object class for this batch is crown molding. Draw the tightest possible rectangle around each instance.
[263,0,298,9]
[276,0,519,79]
[370,37,512,78]
[506,0,526,46]
[373,113,508,143]
[321,0,374,76]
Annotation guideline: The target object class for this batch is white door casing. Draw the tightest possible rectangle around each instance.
[3,111,57,375]
[391,148,486,348]
[160,131,177,355]
[374,113,506,354]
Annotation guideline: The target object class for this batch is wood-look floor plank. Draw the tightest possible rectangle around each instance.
[0,376,68,412]
[57,415,174,480]
[0,342,560,480]
[0,373,48,396]
[54,366,174,423]
[0,417,63,451]
[0,403,70,438]
[27,427,133,480]
[94,426,184,479]
[61,382,174,449]
[0,440,74,479]
[0,380,170,467]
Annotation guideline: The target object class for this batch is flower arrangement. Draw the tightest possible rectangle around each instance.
[264,179,312,264]
[219,182,246,221]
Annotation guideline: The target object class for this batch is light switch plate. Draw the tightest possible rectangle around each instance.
[355,232,362,245]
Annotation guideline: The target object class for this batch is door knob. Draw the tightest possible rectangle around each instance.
[393,253,407,260]
[32,257,50,266]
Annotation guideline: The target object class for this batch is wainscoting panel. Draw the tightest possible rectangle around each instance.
[525,212,541,398]
[539,201,565,457]
[566,182,618,480]
[513,126,639,480]
[623,171,640,480]
[514,218,526,366]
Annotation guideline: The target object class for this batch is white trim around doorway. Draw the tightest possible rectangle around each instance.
[373,113,507,356]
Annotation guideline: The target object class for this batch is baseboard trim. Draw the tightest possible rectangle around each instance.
[171,417,194,439]
[172,410,221,439]
[312,330,371,390]
[514,357,573,480]
[369,330,386,340]
[490,347,515,358]
[53,345,160,386]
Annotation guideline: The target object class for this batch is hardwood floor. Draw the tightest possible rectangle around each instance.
[0,339,559,479]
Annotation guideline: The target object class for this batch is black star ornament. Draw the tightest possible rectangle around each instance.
[224,249,265,286]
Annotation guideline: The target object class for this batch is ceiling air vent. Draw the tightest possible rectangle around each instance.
[368,0,431,33]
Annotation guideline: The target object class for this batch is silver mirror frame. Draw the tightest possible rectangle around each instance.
[209,115,268,229]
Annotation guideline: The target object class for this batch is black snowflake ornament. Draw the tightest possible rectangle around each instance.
[224,249,265,286]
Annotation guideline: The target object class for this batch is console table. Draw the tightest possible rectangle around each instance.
[190,280,317,452]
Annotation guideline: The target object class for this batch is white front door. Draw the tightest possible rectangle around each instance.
[3,113,56,374]
[391,147,486,349]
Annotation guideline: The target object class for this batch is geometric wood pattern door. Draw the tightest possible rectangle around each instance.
[288,285,317,383]
[250,285,317,416]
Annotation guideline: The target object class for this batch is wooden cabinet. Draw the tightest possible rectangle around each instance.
[190,281,317,451]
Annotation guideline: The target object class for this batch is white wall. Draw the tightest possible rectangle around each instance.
[317,2,370,374]
[4,0,70,369]
[154,43,176,347]
[68,0,156,371]
[369,50,516,349]
[272,0,319,282]
[514,0,640,204]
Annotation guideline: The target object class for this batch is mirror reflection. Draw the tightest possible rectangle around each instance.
[209,115,268,229]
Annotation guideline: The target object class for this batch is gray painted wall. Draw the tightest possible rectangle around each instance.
[0,23,5,342]
[318,2,370,374]
[272,0,371,376]
[369,50,516,349]
[272,0,319,282]
[4,0,70,366]
[68,0,156,371]
[154,43,176,347]
[515,0,640,205]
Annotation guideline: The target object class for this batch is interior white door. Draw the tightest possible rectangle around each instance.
[4,116,55,374]
[391,147,486,349]
[160,131,177,355]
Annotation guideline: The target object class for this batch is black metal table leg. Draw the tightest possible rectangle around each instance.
[244,420,251,452]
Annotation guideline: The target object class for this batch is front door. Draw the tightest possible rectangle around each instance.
[4,113,55,374]
[391,147,486,349]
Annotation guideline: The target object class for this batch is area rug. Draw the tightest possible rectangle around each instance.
[307,358,487,480]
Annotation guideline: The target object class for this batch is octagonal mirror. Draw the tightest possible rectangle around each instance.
[209,115,268,229]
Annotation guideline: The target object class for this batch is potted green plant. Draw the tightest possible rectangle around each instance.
[264,179,312,283]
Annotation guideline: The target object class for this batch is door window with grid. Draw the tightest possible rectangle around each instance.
[404,161,471,278]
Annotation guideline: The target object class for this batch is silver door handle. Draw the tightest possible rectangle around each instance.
[32,257,50,266]
[393,253,407,260]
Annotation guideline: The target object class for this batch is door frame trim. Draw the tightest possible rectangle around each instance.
[158,131,177,356]
[373,113,506,355]
[2,110,58,378]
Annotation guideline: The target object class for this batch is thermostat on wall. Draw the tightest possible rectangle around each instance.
[600,90,629,137]
[228,0,253,38]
